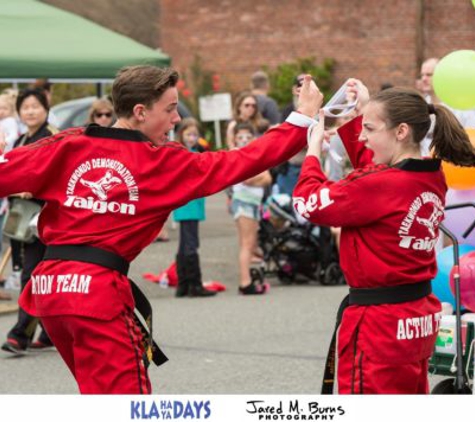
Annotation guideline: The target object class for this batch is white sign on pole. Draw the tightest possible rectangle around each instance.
[199,93,233,122]
[198,93,233,149]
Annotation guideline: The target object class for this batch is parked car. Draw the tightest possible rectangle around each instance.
[51,96,193,130]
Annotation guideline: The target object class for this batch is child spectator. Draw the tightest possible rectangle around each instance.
[231,123,272,294]
[0,93,20,151]
[173,118,217,298]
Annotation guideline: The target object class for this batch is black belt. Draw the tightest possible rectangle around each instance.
[349,280,432,306]
[321,280,432,394]
[43,244,168,368]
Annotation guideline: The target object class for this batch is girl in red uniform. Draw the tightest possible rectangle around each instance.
[293,80,475,394]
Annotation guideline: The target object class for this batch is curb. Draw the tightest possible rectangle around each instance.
[0,302,18,315]
[0,291,18,315]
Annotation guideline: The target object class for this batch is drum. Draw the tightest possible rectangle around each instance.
[3,198,42,243]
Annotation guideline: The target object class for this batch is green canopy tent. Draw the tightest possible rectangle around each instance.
[0,0,170,84]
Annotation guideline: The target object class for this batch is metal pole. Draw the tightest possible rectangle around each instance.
[96,82,103,98]
[214,120,222,149]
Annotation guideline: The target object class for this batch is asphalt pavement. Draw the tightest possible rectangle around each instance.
[0,192,445,394]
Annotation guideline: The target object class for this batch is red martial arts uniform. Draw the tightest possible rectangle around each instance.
[0,114,311,394]
[293,116,444,394]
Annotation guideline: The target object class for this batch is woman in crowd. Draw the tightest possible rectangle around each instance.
[87,97,115,127]
[231,122,272,295]
[1,88,58,354]
[226,91,268,149]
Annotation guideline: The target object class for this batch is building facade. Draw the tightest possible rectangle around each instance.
[160,0,475,92]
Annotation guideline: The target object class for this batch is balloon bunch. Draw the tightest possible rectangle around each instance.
[433,50,475,110]
[432,245,475,309]
[433,49,475,243]
[450,251,475,312]
[441,127,475,247]
[434,49,475,208]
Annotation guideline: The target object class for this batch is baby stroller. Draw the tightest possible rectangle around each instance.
[252,193,345,286]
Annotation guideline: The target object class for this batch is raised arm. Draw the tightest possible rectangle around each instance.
[337,115,374,168]
[292,102,385,228]
[337,79,374,169]
[189,115,313,199]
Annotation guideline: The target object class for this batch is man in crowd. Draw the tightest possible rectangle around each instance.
[250,70,281,125]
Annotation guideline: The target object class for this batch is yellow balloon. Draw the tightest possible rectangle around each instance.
[442,128,475,190]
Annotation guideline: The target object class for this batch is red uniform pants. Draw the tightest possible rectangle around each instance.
[41,311,151,394]
[337,341,430,394]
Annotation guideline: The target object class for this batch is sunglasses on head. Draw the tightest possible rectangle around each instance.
[95,112,112,118]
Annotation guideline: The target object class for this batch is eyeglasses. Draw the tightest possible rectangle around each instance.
[95,112,112,118]
[242,103,257,108]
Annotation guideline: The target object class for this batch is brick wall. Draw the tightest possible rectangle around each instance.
[160,0,475,94]
[425,0,475,58]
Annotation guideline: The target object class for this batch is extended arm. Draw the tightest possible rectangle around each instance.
[186,75,324,199]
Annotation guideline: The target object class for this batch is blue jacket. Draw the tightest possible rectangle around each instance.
[173,197,205,222]
[172,145,206,222]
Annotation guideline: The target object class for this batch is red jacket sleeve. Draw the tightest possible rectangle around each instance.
[0,137,61,199]
[337,115,374,169]
[178,122,308,200]
[292,155,389,227]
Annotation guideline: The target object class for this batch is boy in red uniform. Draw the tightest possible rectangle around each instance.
[0,67,322,394]
[293,80,475,393]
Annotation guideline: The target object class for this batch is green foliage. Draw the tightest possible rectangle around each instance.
[179,55,216,118]
[177,54,225,149]
[265,57,335,108]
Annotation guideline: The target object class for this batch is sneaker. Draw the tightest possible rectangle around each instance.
[4,270,21,291]
[29,340,55,350]
[1,338,27,355]
[239,281,270,295]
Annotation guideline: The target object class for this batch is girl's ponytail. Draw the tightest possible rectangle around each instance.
[431,105,475,167]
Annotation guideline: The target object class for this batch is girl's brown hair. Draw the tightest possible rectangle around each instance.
[371,87,475,167]
[232,91,265,130]
[175,117,200,145]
